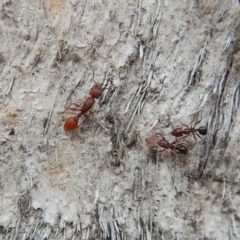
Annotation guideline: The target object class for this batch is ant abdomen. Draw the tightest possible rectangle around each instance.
[176,144,188,154]
[197,126,207,135]
[64,116,79,131]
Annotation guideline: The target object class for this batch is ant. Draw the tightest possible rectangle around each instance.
[62,72,106,131]
[171,120,207,142]
[157,137,188,155]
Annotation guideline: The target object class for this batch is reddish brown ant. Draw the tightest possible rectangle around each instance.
[62,72,106,131]
[157,137,188,155]
[171,120,207,142]
[89,83,103,99]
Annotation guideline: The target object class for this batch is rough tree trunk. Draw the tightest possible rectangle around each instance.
[0,0,240,239]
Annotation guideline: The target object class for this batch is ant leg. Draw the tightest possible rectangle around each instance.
[156,149,166,153]
[191,133,198,146]
[82,111,94,122]
[82,113,89,122]
[177,135,189,141]
[88,110,94,116]
[170,149,178,156]
[170,123,178,142]
[58,103,81,114]
[188,114,202,129]
[194,112,203,128]
[66,103,81,111]
[65,107,80,112]
[68,103,81,109]
[193,119,201,129]
[179,120,189,129]
[168,144,178,156]
[195,132,202,139]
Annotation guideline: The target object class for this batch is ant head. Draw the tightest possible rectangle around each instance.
[89,84,103,99]
[64,116,79,131]
[176,144,188,154]
[90,70,105,99]
[198,126,207,135]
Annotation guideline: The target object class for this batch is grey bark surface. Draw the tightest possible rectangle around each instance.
[0,0,240,239]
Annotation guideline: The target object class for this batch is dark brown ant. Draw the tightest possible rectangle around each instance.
[62,72,106,131]
[171,120,207,142]
[157,137,188,155]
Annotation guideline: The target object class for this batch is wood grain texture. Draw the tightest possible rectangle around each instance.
[0,0,239,239]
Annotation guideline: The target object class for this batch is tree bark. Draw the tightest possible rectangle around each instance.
[0,0,240,239]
